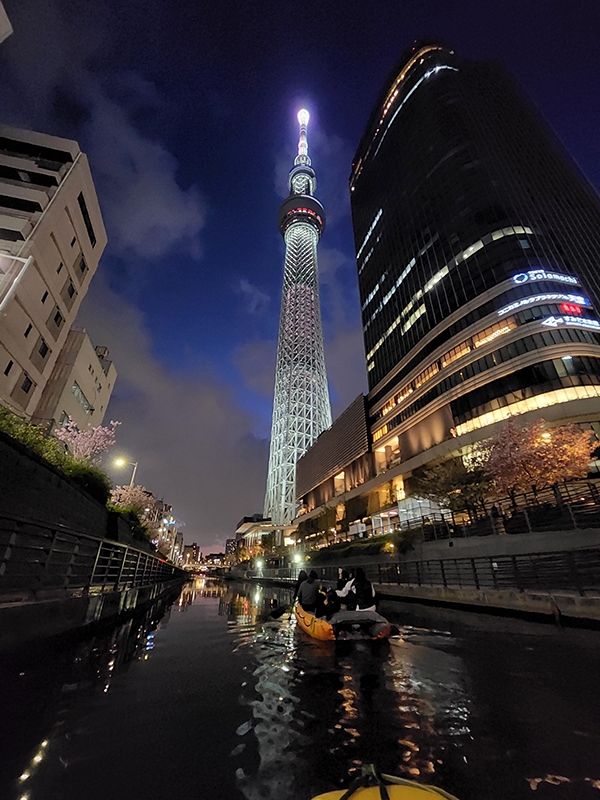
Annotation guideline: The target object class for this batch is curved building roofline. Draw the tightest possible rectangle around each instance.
[349,39,454,185]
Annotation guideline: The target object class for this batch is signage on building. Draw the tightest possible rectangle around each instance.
[541,315,600,331]
[498,293,588,316]
[511,269,578,286]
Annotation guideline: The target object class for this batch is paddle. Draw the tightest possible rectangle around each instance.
[270,601,294,619]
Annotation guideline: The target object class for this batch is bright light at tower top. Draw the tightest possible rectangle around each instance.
[298,109,310,126]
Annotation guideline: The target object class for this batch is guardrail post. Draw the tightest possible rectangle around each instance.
[566,502,578,530]
[115,547,128,591]
[43,528,60,585]
[416,562,421,586]
[512,556,523,592]
[523,507,533,534]
[490,557,498,589]
[440,560,447,588]
[567,552,584,596]
[90,539,103,585]
[471,558,480,590]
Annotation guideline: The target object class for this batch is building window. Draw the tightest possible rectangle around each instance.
[41,290,48,304]
[67,282,75,298]
[39,341,49,358]
[70,237,76,247]
[71,381,92,413]
[24,323,32,338]
[54,310,63,327]
[57,262,63,274]
[77,192,97,248]
[4,360,13,376]
[21,375,33,394]
[58,410,69,426]
[78,255,87,273]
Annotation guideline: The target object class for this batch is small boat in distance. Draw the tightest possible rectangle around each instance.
[294,602,397,641]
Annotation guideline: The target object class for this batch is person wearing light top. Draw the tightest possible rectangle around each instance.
[336,567,376,612]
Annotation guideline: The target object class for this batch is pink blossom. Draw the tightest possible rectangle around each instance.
[54,417,121,464]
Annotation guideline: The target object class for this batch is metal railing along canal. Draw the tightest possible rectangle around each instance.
[0,513,182,600]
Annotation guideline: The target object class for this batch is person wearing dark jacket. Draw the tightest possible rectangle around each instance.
[293,570,308,600]
[336,569,350,591]
[297,570,320,612]
[336,567,376,611]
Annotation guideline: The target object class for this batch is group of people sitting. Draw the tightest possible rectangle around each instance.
[294,567,377,619]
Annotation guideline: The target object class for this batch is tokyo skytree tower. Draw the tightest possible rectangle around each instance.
[264,110,332,527]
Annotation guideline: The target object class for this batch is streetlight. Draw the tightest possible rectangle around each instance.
[114,458,138,486]
[0,254,34,312]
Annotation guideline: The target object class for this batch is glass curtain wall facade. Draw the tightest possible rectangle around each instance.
[350,42,600,466]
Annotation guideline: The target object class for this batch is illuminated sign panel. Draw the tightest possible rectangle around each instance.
[541,315,600,331]
[498,293,589,316]
[512,269,578,286]
[560,303,583,314]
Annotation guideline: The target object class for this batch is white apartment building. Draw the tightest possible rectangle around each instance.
[0,125,107,420]
[0,2,12,45]
[32,328,117,430]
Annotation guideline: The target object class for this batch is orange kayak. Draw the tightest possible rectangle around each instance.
[294,603,395,641]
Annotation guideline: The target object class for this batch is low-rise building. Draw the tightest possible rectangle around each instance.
[32,328,116,429]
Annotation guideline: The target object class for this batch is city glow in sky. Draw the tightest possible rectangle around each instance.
[0,0,598,549]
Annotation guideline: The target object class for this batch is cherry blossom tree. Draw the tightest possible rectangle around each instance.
[412,457,490,518]
[110,484,161,541]
[54,417,120,464]
[481,417,596,498]
[110,484,153,512]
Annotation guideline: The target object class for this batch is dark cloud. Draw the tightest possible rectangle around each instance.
[232,339,277,397]
[78,277,269,550]
[236,279,270,315]
[324,325,368,418]
[85,88,206,261]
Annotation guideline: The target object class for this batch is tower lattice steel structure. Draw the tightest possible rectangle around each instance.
[264,110,332,527]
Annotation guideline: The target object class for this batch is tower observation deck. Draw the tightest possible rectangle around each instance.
[264,110,332,527]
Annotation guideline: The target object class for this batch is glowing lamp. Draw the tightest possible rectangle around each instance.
[297,109,310,126]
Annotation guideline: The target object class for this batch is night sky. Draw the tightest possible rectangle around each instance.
[1,0,599,550]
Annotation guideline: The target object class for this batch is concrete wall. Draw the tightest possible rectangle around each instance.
[405,528,600,563]
[375,583,600,623]
[0,432,185,649]
[0,430,153,546]
[0,579,184,651]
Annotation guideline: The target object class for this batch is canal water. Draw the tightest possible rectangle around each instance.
[1,578,599,800]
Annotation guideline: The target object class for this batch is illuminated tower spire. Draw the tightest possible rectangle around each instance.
[264,110,332,527]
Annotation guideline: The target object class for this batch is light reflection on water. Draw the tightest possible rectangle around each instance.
[2,578,600,800]
[214,581,474,800]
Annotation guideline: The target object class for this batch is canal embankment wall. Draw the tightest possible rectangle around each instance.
[232,526,600,624]
[0,432,187,650]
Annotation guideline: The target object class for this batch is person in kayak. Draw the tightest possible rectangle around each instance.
[293,569,308,600]
[336,567,376,612]
[297,570,321,612]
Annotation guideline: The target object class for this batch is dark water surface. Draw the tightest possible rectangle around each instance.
[1,578,600,800]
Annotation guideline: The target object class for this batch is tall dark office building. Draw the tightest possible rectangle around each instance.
[350,42,600,472]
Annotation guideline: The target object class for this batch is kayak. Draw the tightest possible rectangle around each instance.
[294,603,396,641]
[310,764,461,800]
[312,785,459,799]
